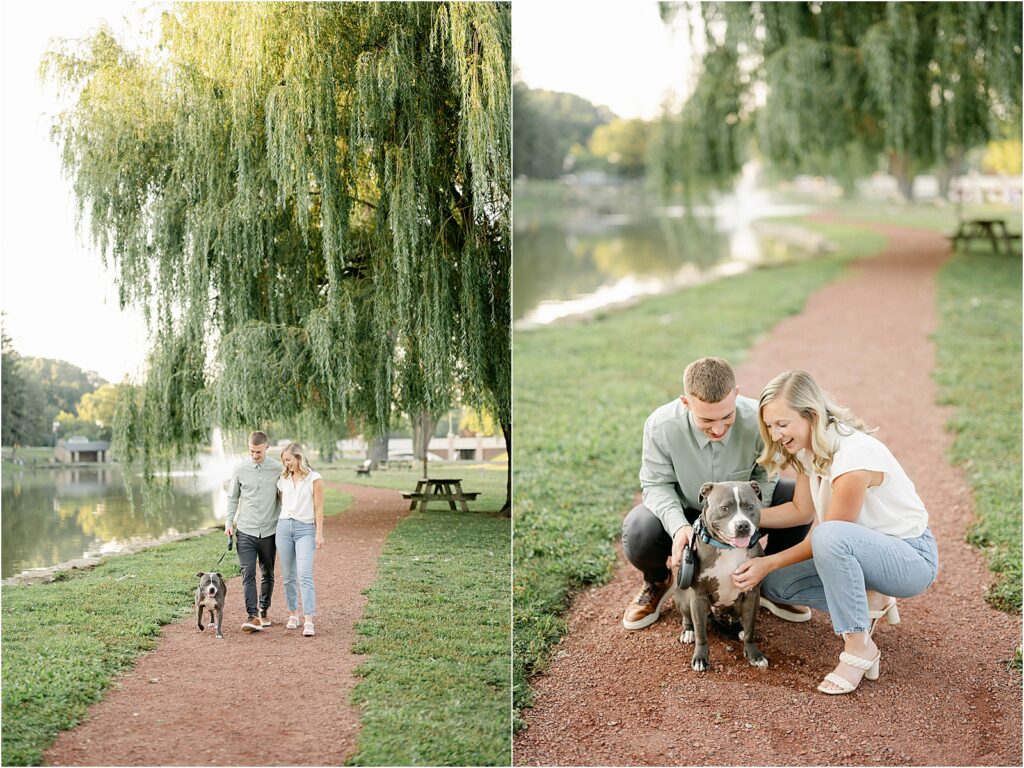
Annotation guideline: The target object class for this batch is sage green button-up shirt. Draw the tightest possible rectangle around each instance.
[639,395,775,539]
[226,457,283,538]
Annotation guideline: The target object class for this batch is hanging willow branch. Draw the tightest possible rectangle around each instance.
[42,2,511,485]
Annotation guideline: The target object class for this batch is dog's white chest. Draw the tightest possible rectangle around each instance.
[703,547,749,606]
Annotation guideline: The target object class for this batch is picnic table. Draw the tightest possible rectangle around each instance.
[949,218,1021,254]
[401,477,479,513]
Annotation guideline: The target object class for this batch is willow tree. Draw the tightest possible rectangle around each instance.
[43,2,511,508]
[657,2,1022,198]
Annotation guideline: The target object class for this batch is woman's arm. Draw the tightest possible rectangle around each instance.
[733,469,874,590]
[313,478,325,548]
[759,473,815,529]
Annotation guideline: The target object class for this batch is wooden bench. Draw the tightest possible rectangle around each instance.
[402,477,479,512]
[949,219,1020,254]
[355,460,372,476]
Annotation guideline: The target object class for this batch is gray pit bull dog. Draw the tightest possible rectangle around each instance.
[195,572,227,639]
[677,480,768,671]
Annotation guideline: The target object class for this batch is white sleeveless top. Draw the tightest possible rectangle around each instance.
[799,427,928,539]
[276,470,322,523]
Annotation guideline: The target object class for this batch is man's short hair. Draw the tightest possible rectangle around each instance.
[683,358,736,403]
[248,431,269,446]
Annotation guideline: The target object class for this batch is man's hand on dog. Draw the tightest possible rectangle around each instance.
[733,557,772,592]
[670,524,694,569]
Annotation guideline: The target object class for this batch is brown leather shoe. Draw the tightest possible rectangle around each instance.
[622,576,673,630]
[242,615,263,632]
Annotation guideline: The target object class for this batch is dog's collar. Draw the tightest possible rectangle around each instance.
[694,515,761,550]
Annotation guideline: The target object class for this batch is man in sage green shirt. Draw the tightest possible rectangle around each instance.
[225,431,282,632]
[621,357,811,630]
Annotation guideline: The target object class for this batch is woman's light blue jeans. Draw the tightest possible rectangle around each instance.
[761,521,938,635]
[276,517,317,616]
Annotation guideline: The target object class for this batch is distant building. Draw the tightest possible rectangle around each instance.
[55,437,111,464]
[339,434,507,462]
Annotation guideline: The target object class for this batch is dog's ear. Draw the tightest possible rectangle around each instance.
[196,571,205,578]
[215,572,222,578]
[698,482,715,505]
[748,480,762,501]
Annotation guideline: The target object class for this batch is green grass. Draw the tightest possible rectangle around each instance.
[0,486,352,766]
[933,238,1022,613]
[345,467,510,766]
[511,220,887,722]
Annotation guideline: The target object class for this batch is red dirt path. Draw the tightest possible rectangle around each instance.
[514,220,1023,766]
[45,482,407,767]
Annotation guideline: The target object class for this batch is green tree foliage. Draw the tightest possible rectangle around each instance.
[657,2,1023,198]
[512,75,614,179]
[1,323,33,447]
[43,3,511,496]
[0,338,106,445]
[572,117,652,178]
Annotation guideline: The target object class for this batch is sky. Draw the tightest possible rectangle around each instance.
[512,1,693,120]
[0,1,158,383]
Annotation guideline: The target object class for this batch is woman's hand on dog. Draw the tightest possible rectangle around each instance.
[733,557,773,592]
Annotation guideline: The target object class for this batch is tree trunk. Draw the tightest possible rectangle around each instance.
[367,435,389,469]
[888,151,915,202]
[412,410,438,479]
[939,149,965,202]
[500,418,511,517]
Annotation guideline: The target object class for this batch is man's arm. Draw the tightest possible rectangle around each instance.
[639,421,688,539]
[225,472,241,535]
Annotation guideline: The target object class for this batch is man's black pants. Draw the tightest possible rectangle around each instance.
[236,531,276,618]
[622,478,809,583]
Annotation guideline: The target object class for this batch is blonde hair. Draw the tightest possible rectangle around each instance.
[757,370,876,476]
[280,442,311,479]
[683,357,736,403]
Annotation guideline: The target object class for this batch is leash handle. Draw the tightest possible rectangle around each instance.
[228,534,234,551]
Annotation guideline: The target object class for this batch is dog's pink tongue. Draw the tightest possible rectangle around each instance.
[731,535,752,548]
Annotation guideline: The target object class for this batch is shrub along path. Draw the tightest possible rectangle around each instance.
[45,482,407,766]
[514,218,1022,766]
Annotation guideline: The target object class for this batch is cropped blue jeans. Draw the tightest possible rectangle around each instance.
[761,521,938,635]
[276,517,317,617]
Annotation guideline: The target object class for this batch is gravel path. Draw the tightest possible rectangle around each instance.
[514,220,1022,766]
[45,482,407,766]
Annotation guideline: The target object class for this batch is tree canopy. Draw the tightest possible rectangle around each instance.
[43,2,511,478]
[512,76,614,179]
[656,1,1023,197]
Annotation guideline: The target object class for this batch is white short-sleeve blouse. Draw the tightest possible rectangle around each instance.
[799,426,928,539]
[276,470,322,524]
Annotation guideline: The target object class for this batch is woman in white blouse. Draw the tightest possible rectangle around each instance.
[276,442,325,637]
[732,370,939,694]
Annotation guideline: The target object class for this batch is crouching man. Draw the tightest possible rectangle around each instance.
[622,357,812,629]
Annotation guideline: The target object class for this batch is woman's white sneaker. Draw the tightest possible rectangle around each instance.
[303,621,315,637]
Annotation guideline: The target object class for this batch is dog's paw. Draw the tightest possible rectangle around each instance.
[691,654,709,672]
[679,629,695,644]
[747,652,769,669]
[738,629,746,641]
[216,633,224,640]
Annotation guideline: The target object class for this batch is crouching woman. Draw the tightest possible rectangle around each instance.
[732,370,938,694]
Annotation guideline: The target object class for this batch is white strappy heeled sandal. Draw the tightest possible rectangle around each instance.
[817,650,881,694]
[869,597,900,633]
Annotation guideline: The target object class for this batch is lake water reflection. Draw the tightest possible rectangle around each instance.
[1,466,226,579]
[513,181,812,325]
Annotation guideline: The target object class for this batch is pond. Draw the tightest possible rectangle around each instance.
[1,464,230,579]
[513,180,814,325]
